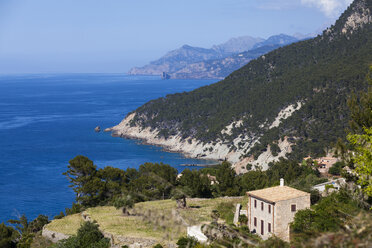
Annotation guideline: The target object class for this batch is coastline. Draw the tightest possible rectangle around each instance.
[106,113,294,174]
[105,113,240,163]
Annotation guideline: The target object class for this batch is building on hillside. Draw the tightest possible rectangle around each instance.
[316,157,339,174]
[303,156,339,174]
[246,179,310,242]
[312,178,346,195]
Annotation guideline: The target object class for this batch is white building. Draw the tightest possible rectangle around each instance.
[312,178,346,195]
[246,179,310,242]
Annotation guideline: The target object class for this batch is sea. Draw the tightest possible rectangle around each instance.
[0,74,217,223]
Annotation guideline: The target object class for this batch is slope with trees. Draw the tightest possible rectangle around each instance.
[113,0,372,167]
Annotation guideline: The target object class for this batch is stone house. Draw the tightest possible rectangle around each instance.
[246,179,310,242]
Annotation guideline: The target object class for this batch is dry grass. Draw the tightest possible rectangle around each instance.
[46,213,83,236]
[45,197,247,243]
[86,206,167,240]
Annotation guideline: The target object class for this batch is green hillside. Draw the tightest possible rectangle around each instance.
[125,0,372,161]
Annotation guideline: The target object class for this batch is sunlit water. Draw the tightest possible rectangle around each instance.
[0,74,217,222]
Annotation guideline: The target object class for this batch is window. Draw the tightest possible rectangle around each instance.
[254,217,257,227]
[291,204,296,212]
[254,199,257,208]
[268,205,271,214]
[261,202,264,211]
[261,220,264,235]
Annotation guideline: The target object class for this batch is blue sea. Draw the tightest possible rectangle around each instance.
[0,74,217,223]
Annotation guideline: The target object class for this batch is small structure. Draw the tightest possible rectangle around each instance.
[187,225,208,243]
[246,179,310,242]
[312,178,346,195]
[316,157,338,174]
[233,203,248,225]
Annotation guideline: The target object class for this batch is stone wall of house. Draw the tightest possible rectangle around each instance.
[273,195,310,242]
[247,196,274,240]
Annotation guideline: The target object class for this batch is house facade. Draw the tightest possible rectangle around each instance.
[246,179,310,242]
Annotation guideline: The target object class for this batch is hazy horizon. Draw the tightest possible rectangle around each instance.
[0,0,353,73]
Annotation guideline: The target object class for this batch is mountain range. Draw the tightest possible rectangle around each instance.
[128,34,309,79]
[111,0,372,173]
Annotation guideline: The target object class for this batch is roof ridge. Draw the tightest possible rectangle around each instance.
[247,185,309,203]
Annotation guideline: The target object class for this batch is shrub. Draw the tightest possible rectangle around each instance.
[176,236,199,248]
[51,221,110,248]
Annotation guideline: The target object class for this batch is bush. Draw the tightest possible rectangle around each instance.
[238,215,248,226]
[271,143,281,157]
[216,202,235,224]
[328,161,345,176]
[291,190,362,243]
[54,212,65,220]
[28,215,49,233]
[176,236,199,248]
[51,221,110,248]
[0,223,18,248]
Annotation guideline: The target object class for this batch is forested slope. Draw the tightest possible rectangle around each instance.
[112,0,372,167]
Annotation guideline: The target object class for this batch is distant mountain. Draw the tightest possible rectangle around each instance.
[251,34,299,49]
[211,36,264,54]
[292,32,317,40]
[128,34,299,79]
[112,0,372,172]
[168,44,283,79]
[128,45,225,76]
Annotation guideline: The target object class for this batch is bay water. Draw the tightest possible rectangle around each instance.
[0,74,217,223]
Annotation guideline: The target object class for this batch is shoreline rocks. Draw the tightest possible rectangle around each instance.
[108,113,294,173]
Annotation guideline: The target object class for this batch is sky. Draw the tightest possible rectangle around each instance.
[0,0,353,73]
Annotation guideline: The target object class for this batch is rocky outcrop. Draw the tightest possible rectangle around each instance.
[269,102,303,129]
[342,0,372,34]
[42,227,70,243]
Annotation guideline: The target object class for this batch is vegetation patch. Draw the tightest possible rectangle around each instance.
[44,197,246,244]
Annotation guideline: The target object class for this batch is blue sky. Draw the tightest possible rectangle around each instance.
[0,0,353,73]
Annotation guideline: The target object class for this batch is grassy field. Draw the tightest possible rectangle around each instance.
[45,213,84,236]
[45,197,246,244]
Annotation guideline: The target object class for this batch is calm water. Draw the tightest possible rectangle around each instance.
[0,74,217,223]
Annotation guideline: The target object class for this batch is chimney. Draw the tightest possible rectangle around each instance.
[280,178,284,187]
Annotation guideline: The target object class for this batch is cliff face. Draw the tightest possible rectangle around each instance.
[128,35,300,79]
[115,0,372,170]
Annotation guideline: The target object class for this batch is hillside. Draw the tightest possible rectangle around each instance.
[111,0,372,171]
[128,35,299,79]
[44,197,244,247]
